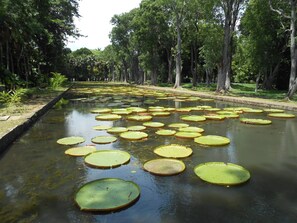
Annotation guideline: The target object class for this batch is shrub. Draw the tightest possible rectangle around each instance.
[49,72,68,89]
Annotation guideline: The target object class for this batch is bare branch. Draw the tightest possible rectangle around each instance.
[269,0,290,19]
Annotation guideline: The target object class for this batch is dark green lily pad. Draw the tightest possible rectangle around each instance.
[84,150,130,168]
[143,158,186,176]
[57,136,85,145]
[91,136,117,144]
[154,144,193,158]
[194,162,250,186]
[75,178,140,211]
[194,135,230,146]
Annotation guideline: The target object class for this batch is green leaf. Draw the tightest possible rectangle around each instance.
[143,158,186,176]
[65,146,96,157]
[194,135,230,146]
[154,144,193,158]
[57,136,85,145]
[91,136,117,144]
[120,131,148,140]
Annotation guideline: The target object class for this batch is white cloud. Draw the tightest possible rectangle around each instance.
[66,0,141,51]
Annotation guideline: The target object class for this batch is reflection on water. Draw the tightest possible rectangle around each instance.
[1,89,297,223]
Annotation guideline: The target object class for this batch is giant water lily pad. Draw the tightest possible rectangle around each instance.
[84,150,130,168]
[155,129,176,136]
[95,114,122,121]
[143,159,186,176]
[268,113,295,118]
[204,115,225,120]
[91,136,117,144]
[179,126,204,133]
[263,108,284,113]
[242,108,263,113]
[127,115,153,121]
[111,109,132,115]
[168,123,189,128]
[93,125,112,131]
[75,178,140,211]
[90,108,111,114]
[175,131,202,139]
[240,118,272,125]
[154,144,193,158]
[194,135,230,146]
[127,125,147,131]
[120,131,148,140]
[65,146,96,157]
[107,127,128,134]
[181,115,206,122]
[57,136,85,145]
[143,122,165,128]
[194,162,250,186]
[151,111,171,116]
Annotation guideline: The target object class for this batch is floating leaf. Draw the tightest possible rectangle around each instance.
[75,178,140,211]
[127,107,147,113]
[143,122,165,128]
[90,108,111,114]
[194,135,230,146]
[65,146,96,157]
[204,114,225,120]
[107,127,128,134]
[95,114,122,121]
[143,159,186,176]
[240,118,272,125]
[93,125,111,131]
[263,108,284,113]
[120,131,148,140]
[127,125,147,131]
[176,108,192,112]
[57,136,85,145]
[181,115,206,122]
[178,126,204,133]
[168,123,189,128]
[151,111,171,116]
[175,131,202,139]
[154,144,193,158]
[126,115,153,121]
[91,136,117,144]
[111,109,132,115]
[84,150,130,168]
[268,113,295,118]
[194,162,250,186]
[155,129,176,136]
[242,108,263,113]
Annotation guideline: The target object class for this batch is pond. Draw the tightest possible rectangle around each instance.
[1,84,297,223]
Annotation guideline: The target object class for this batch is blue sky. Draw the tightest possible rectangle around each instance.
[67,0,141,51]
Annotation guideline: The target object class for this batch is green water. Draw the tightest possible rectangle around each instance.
[1,88,297,223]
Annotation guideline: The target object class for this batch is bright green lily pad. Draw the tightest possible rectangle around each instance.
[154,144,193,158]
[75,178,140,211]
[57,136,85,145]
[127,125,147,131]
[95,114,122,121]
[151,111,171,116]
[242,108,263,113]
[155,129,176,136]
[268,113,295,118]
[176,108,192,112]
[194,135,230,146]
[240,118,272,125]
[168,123,189,128]
[127,107,147,113]
[84,150,130,168]
[107,127,128,134]
[65,146,96,157]
[126,115,153,121]
[111,109,132,115]
[120,131,148,140]
[91,136,117,144]
[90,108,111,114]
[93,125,112,131]
[194,162,250,186]
[175,131,202,139]
[263,108,284,113]
[143,122,165,128]
[178,126,204,133]
[204,115,225,120]
[143,158,186,176]
[181,115,206,122]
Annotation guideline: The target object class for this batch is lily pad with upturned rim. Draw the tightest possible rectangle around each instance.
[181,115,206,122]
[143,158,186,176]
[126,115,153,122]
[194,135,230,146]
[263,108,284,113]
[93,125,112,131]
[154,144,193,158]
[143,122,165,128]
[107,127,128,134]
[268,113,295,118]
[91,136,117,144]
[57,136,85,145]
[194,162,250,186]
[155,129,176,136]
[175,131,202,139]
[120,131,148,140]
[127,125,147,131]
[75,178,140,212]
[151,111,171,117]
[178,126,204,133]
[240,118,272,125]
[90,108,111,114]
[95,114,122,121]
[84,150,130,168]
[65,146,96,157]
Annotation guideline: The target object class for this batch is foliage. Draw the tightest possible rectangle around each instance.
[49,72,68,89]
[0,88,30,104]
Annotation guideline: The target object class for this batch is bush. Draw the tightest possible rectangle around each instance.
[0,88,28,104]
[49,72,68,89]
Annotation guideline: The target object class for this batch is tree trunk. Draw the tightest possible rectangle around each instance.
[191,43,198,87]
[174,15,182,89]
[289,0,297,89]
[166,48,173,84]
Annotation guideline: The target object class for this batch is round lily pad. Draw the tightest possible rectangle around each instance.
[168,123,189,128]
[178,126,204,133]
[75,178,140,211]
[194,135,230,146]
[120,131,148,140]
[126,115,153,122]
[154,144,193,158]
[204,115,225,120]
[57,136,85,145]
[175,131,202,139]
[127,107,147,113]
[240,118,272,125]
[90,108,111,114]
[268,113,295,118]
[93,125,112,131]
[176,108,192,112]
[151,111,171,116]
[91,136,117,144]
[263,108,284,113]
[143,159,186,176]
[107,127,128,134]
[143,122,165,128]
[127,125,147,131]
[84,150,130,168]
[242,108,263,113]
[181,115,206,122]
[111,109,132,115]
[65,146,96,157]
[95,114,122,121]
[155,129,176,136]
[194,162,250,186]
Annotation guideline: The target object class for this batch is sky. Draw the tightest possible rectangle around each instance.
[66,0,141,51]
